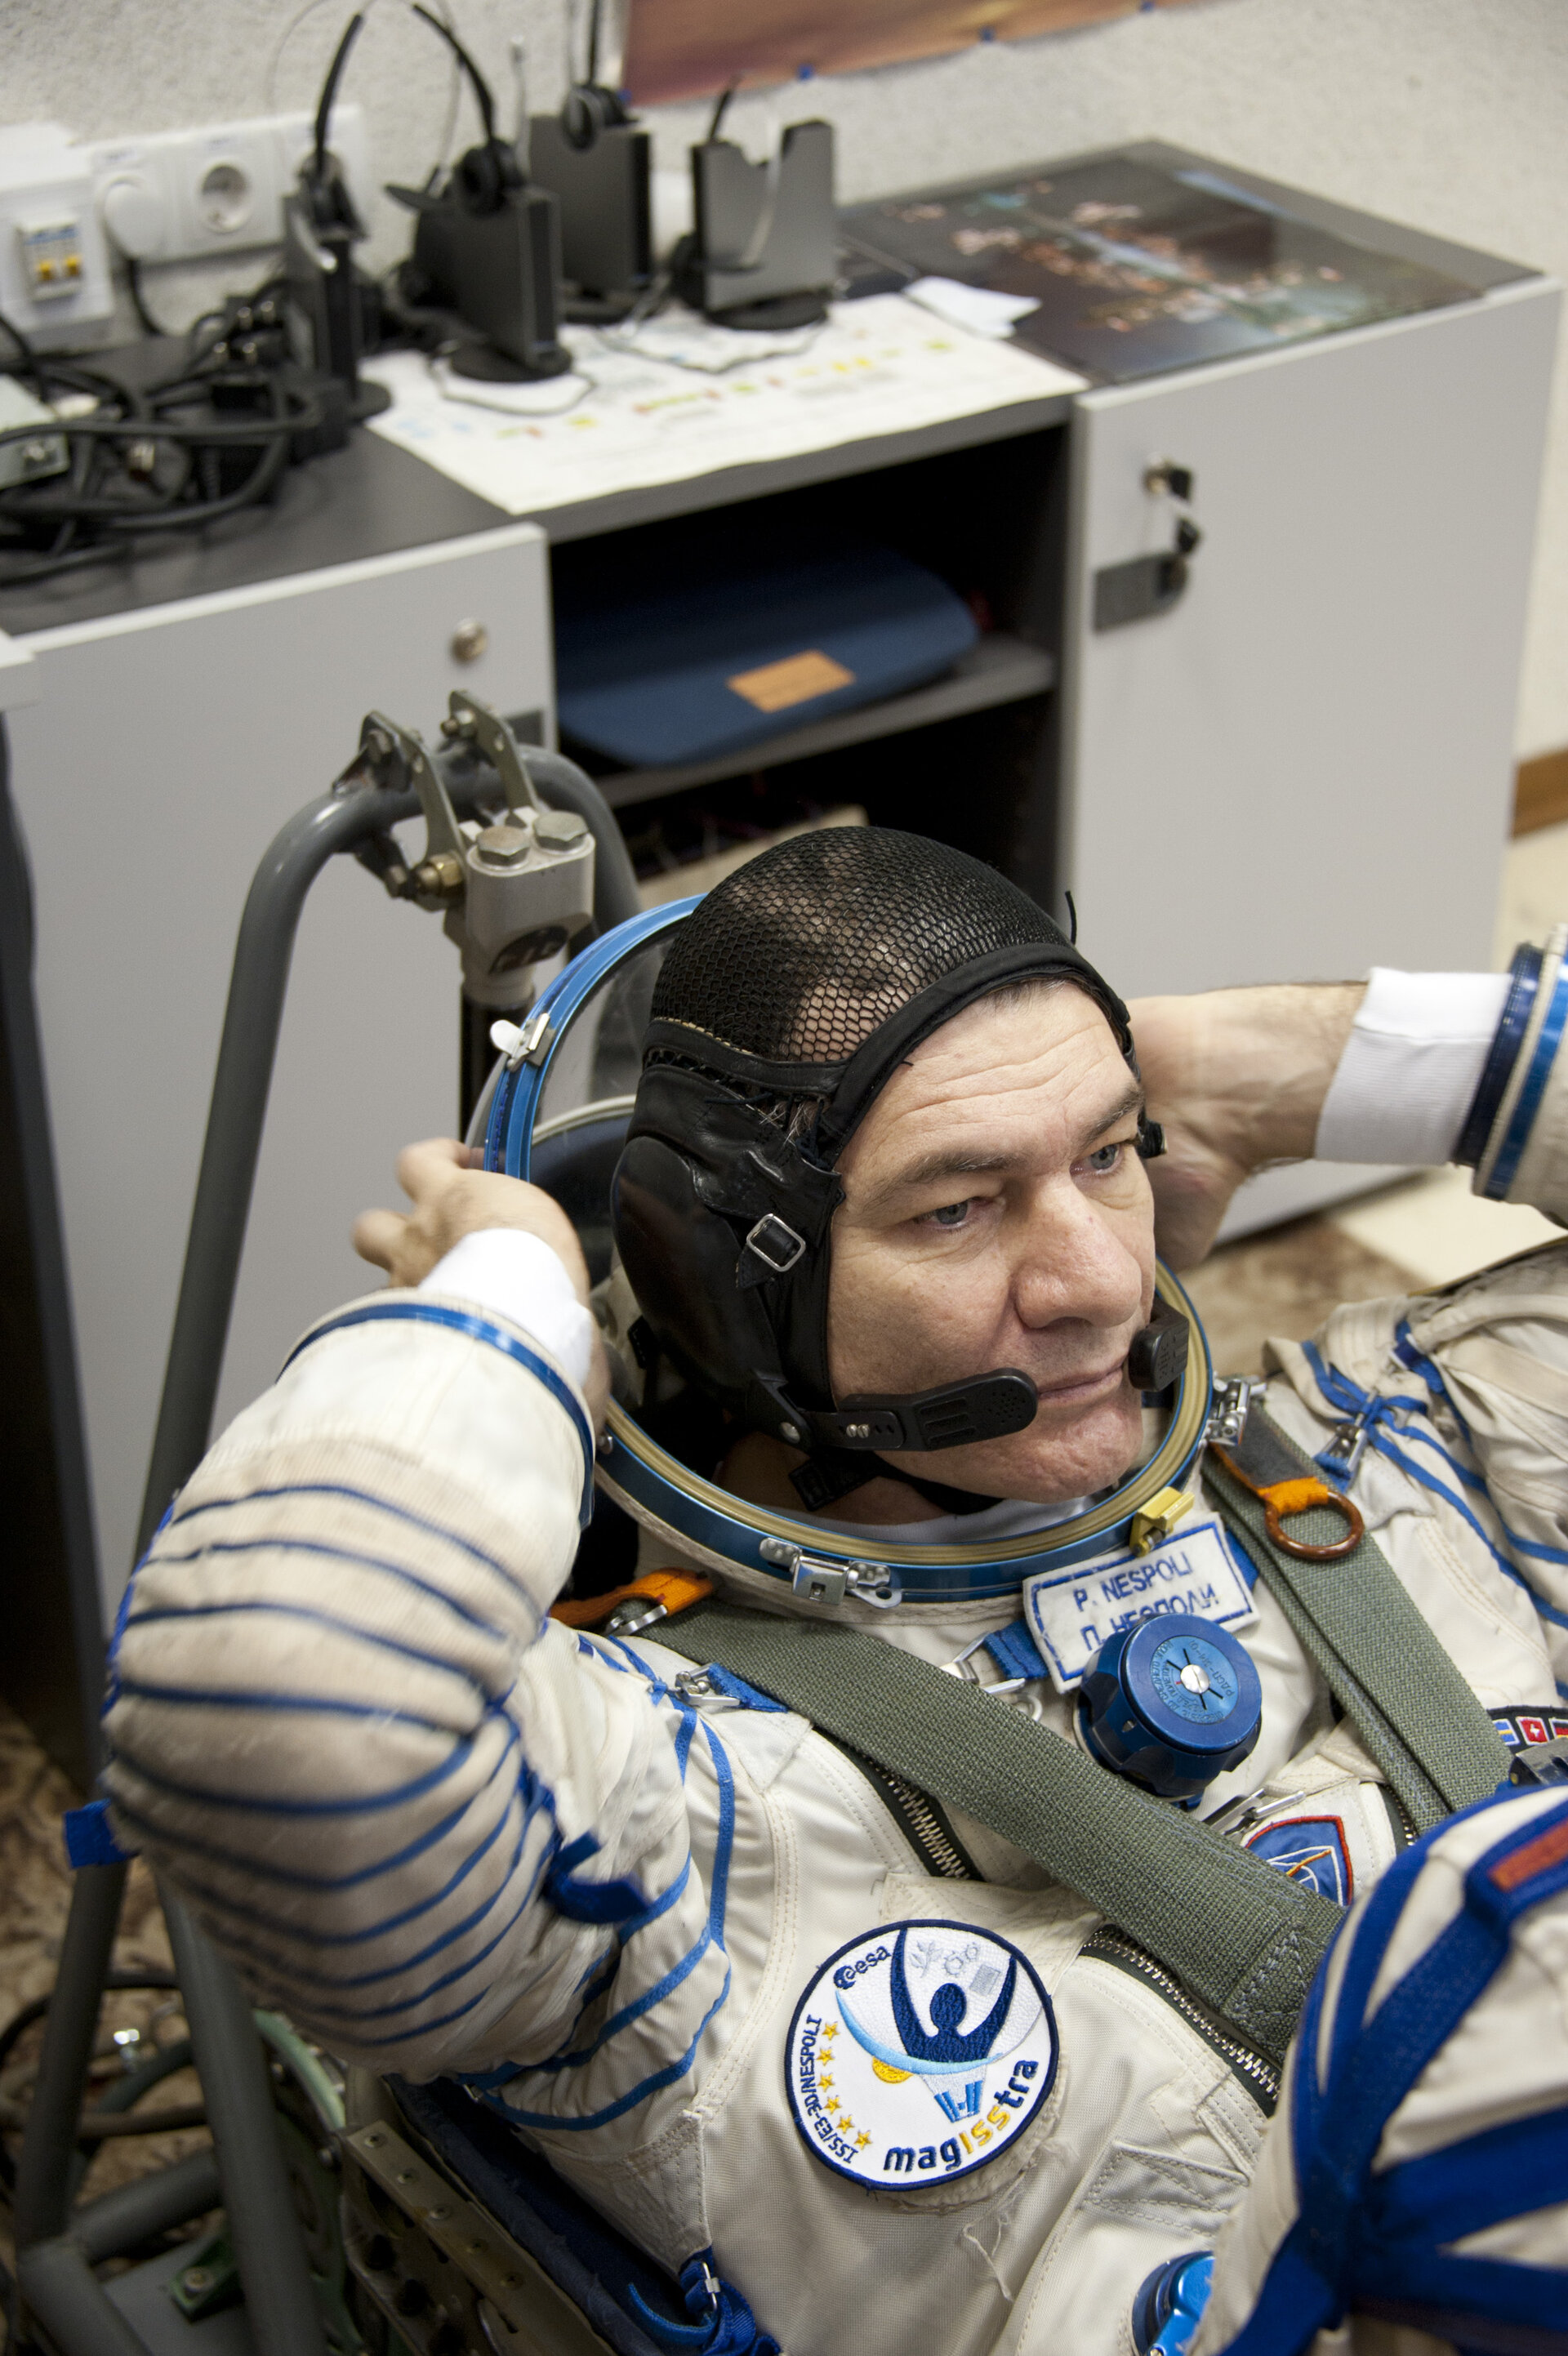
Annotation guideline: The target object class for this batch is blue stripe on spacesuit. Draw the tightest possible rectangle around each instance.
[109,1779,552,1984]
[1221,1793,1568,2354]
[283,1301,598,1527]
[493,1710,738,2128]
[112,1677,479,1729]
[1366,2100,1568,2247]
[179,1804,543,1990]
[618,1855,693,1935]
[497,1969,737,2132]
[122,1597,512,1684]
[168,1480,530,1589]
[1299,1338,1568,1630]
[529,1919,720,2073]
[280,1852,561,2027]
[145,1534,518,1637]
[111,1714,533,1886]
[109,1710,502,1817]
[1393,1327,1568,1569]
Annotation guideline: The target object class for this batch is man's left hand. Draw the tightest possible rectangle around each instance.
[353,1138,596,1303]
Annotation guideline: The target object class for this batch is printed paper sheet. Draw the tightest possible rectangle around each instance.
[361,294,1084,518]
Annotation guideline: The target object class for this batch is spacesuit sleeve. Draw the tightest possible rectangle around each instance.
[1192,1784,1568,2354]
[1315,924,1567,1224]
[100,1294,700,2082]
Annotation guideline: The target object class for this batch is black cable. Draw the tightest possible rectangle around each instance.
[707,81,738,142]
[0,350,321,586]
[0,1969,182,2199]
[0,304,44,399]
[123,256,171,339]
[314,8,366,179]
[411,2,497,144]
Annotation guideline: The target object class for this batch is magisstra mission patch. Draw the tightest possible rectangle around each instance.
[785,1920,1058,2189]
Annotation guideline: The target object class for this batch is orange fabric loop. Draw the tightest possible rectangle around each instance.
[551,1570,715,1630]
[1258,1477,1334,1519]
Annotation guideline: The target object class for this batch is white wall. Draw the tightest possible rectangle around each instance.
[7,0,1567,750]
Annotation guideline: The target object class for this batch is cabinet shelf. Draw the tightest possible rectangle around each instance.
[587,632,1057,813]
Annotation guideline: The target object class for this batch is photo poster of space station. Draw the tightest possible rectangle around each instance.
[620,0,1203,108]
[840,154,1486,383]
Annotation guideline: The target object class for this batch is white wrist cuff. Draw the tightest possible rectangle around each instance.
[419,1229,598,1391]
[1315,969,1512,1166]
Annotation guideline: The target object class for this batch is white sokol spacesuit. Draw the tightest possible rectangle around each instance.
[104,832,1568,2356]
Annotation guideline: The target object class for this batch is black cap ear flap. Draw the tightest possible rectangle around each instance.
[612,1135,788,1422]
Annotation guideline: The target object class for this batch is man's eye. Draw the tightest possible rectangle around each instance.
[926,1199,972,1228]
[1085,1142,1123,1175]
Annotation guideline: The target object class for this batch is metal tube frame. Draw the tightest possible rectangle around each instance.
[16,735,629,2355]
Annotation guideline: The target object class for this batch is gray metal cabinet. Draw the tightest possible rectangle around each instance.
[7,525,553,1606]
[1058,278,1560,1233]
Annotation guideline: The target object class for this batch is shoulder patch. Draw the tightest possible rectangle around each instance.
[1244,1814,1352,1904]
[785,1920,1058,2189]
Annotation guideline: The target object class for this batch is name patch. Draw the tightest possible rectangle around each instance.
[785,1921,1058,2189]
[1022,1513,1256,1695]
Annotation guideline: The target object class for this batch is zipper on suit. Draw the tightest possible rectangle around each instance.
[1081,1926,1280,2113]
[826,1735,982,1880]
[826,1742,1281,2113]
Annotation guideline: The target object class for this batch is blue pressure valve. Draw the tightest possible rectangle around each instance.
[1132,2251,1214,2356]
[1079,1614,1262,1804]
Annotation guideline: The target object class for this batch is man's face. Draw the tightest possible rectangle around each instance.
[826,984,1156,1505]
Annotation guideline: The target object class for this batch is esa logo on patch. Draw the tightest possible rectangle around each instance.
[785,1920,1058,2188]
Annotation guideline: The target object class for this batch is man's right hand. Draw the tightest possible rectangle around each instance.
[353,1137,595,1303]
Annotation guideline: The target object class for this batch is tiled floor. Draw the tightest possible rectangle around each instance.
[2,819,1563,2257]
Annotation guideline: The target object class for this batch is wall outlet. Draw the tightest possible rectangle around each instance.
[0,123,117,346]
[89,106,370,268]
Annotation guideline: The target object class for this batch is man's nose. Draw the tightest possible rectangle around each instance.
[1012,1182,1147,1334]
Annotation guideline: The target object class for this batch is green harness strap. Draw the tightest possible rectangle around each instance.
[1205,1404,1511,1833]
[652,1597,1340,2066]
[648,1410,1510,2064]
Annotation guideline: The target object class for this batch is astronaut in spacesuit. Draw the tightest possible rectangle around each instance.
[105,829,1568,2356]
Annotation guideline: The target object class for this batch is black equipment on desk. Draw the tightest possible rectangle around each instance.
[280,9,390,421]
[529,106,653,321]
[675,96,835,330]
[388,4,571,382]
[528,0,653,321]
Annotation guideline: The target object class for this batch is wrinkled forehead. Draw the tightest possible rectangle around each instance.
[840,979,1133,1175]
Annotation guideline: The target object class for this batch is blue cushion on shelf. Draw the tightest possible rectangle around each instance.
[554,541,978,770]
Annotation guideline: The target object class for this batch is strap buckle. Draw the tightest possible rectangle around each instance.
[743,1214,806,1275]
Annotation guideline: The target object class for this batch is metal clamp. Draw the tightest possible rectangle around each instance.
[1317,1408,1374,1486]
[1129,1484,1196,1557]
[489,1009,556,1070]
[1204,1377,1258,1450]
[942,1632,1028,1697]
[758,1538,900,1608]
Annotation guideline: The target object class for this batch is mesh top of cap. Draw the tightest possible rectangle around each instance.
[649,826,1066,1067]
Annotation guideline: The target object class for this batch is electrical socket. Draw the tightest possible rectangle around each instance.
[0,123,117,347]
[89,106,370,268]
